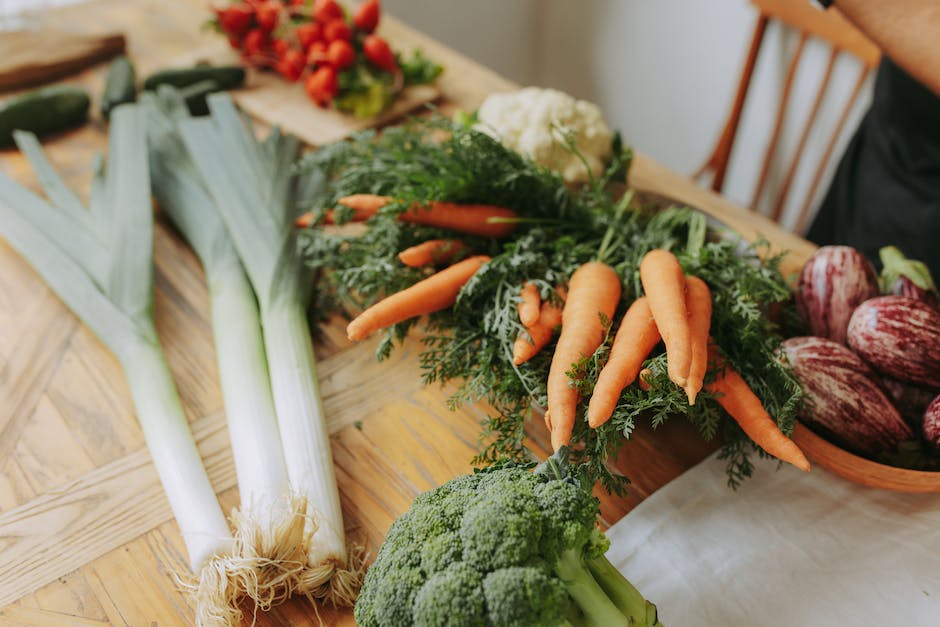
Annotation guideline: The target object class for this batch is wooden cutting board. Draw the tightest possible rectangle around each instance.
[168,27,441,146]
[0,29,125,91]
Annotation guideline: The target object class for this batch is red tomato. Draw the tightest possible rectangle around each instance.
[242,28,269,58]
[296,22,323,49]
[256,1,282,32]
[327,39,355,69]
[272,37,291,57]
[216,5,254,38]
[312,0,343,23]
[305,65,338,106]
[277,48,306,81]
[352,0,380,33]
[362,34,396,72]
[323,18,352,42]
[306,40,329,65]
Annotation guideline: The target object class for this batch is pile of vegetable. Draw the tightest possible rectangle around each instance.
[788,245,940,467]
[297,114,809,490]
[211,0,442,116]
[355,447,663,627]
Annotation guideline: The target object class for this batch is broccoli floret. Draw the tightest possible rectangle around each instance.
[413,565,487,627]
[354,447,664,627]
[483,566,569,627]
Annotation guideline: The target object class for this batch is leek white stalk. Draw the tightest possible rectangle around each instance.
[0,107,232,582]
[145,93,308,621]
[170,92,362,605]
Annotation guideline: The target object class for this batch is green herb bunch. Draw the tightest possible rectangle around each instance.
[295,115,803,491]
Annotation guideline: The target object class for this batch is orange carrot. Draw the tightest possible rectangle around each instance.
[295,211,316,228]
[513,293,564,365]
[294,194,383,227]
[683,275,712,405]
[401,201,517,237]
[707,345,811,472]
[334,193,518,237]
[546,262,622,450]
[397,239,466,267]
[346,255,491,341]
[640,249,691,388]
[586,297,662,428]
[517,282,541,328]
[637,368,653,391]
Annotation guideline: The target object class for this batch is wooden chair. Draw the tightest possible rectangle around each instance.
[695,0,880,233]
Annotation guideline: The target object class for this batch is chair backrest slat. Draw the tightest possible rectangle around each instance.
[696,13,770,193]
[770,46,840,223]
[750,31,809,210]
[794,64,873,233]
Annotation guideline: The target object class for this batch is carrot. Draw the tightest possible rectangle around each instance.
[299,194,519,237]
[637,368,653,391]
[346,255,491,341]
[707,345,811,472]
[586,297,662,428]
[517,282,541,328]
[546,261,622,450]
[397,239,466,267]
[399,199,517,238]
[683,275,712,405]
[294,194,384,227]
[640,249,691,388]
[513,293,564,365]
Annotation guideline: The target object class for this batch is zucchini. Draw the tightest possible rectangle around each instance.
[0,85,90,147]
[142,65,245,92]
[101,56,137,120]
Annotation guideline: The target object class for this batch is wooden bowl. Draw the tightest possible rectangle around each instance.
[792,422,940,493]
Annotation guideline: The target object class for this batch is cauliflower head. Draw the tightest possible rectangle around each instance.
[475,87,613,184]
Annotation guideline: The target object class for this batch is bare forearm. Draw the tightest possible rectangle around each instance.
[833,0,940,96]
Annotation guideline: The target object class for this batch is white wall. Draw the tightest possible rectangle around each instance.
[386,0,873,234]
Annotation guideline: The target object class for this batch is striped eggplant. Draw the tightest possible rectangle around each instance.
[782,336,914,458]
[879,246,938,307]
[890,275,939,307]
[924,394,940,452]
[881,377,939,429]
[796,245,879,344]
[847,296,940,388]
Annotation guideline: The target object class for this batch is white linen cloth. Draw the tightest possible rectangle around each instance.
[605,453,940,627]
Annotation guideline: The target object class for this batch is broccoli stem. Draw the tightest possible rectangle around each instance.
[587,554,664,627]
[554,549,632,627]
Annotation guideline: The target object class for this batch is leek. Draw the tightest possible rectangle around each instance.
[145,92,307,623]
[164,92,362,605]
[0,107,232,588]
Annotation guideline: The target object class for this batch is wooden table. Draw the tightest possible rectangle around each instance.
[0,1,817,625]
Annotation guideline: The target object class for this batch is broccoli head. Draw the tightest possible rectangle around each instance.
[354,448,664,627]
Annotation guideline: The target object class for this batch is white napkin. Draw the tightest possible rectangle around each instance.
[605,453,940,627]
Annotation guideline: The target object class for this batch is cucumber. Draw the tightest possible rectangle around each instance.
[0,85,90,147]
[142,65,245,92]
[101,55,137,120]
[178,78,222,116]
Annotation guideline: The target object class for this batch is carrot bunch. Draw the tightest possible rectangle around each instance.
[571,248,808,472]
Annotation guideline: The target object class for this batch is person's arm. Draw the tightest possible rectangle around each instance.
[830,0,940,97]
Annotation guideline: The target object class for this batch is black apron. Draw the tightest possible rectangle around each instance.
[807,57,940,278]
